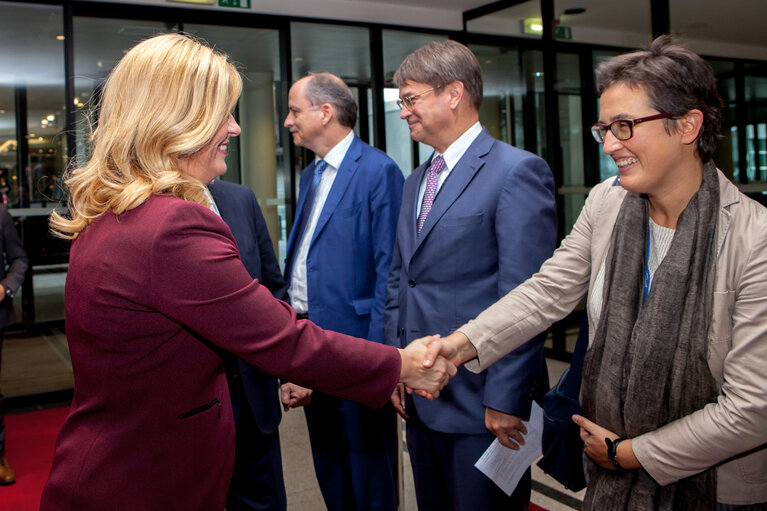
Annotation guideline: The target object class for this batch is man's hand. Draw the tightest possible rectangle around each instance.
[280,382,312,411]
[398,336,457,399]
[485,408,526,450]
[390,383,408,419]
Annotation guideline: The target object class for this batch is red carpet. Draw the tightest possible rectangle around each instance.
[0,406,548,511]
[2,406,69,511]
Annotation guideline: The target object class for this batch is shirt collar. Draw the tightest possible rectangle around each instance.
[317,130,355,170]
[438,121,483,170]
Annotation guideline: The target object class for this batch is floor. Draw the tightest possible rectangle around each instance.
[1,327,585,511]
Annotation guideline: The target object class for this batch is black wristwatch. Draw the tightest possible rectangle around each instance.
[4,286,13,299]
[605,437,625,469]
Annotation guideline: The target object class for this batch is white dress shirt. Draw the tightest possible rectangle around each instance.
[288,130,355,313]
[204,187,221,217]
[416,121,483,217]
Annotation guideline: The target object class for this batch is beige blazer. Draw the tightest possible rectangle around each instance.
[459,169,767,505]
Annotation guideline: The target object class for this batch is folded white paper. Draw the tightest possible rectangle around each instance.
[474,401,543,496]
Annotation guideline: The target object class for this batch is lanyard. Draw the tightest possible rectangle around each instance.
[643,229,651,302]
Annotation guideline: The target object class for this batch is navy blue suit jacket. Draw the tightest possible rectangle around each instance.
[285,134,403,342]
[384,128,557,434]
[209,179,287,434]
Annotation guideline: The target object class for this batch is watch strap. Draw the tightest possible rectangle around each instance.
[605,437,625,468]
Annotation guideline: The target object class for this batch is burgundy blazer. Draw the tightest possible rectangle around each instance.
[40,195,400,511]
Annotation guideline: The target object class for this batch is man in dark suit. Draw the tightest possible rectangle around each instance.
[0,204,29,486]
[281,72,404,511]
[384,41,557,511]
[206,179,289,511]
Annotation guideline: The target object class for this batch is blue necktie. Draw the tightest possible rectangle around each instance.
[287,160,328,278]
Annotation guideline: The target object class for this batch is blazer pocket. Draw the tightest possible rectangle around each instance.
[336,203,361,218]
[178,397,221,419]
[352,298,374,316]
[439,212,483,227]
[734,447,767,484]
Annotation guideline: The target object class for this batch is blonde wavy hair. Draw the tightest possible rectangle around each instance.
[50,33,242,239]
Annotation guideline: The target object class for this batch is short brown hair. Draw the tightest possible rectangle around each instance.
[596,35,722,163]
[303,72,357,128]
[394,40,483,111]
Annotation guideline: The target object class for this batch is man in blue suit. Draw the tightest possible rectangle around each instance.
[208,179,289,511]
[384,41,557,511]
[281,72,404,511]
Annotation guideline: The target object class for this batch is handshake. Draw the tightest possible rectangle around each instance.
[281,332,478,414]
[397,332,475,403]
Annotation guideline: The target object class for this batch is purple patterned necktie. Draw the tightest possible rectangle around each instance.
[417,155,446,234]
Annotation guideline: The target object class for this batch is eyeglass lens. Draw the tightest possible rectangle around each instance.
[591,120,634,143]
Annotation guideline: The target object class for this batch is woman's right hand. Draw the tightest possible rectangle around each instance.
[398,336,457,399]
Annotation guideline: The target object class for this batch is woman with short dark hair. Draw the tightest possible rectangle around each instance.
[428,36,767,510]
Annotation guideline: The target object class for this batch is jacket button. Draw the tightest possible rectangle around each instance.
[408,279,416,287]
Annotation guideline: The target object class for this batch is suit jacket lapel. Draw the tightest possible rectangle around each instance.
[398,161,428,270]
[285,165,314,268]
[413,129,493,254]
[310,134,361,245]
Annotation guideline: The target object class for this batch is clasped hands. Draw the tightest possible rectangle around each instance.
[281,333,474,412]
[397,334,458,402]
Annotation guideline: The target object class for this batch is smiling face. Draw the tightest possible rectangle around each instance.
[598,83,690,199]
[179,113,241,185]
[398,80,452,151]
[284,78,324,153]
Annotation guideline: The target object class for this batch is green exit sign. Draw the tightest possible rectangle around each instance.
[555,25,572,40]
[218,0,250,8]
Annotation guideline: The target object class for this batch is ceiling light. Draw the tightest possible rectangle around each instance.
[56,35,65,41]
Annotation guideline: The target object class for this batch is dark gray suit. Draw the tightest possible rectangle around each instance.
[209,180,288,511]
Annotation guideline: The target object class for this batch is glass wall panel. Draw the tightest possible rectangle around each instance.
[471,44,525,149]
[521,49,546,158]
[592,49,622,182]
[291,22,370,83]
[0,2,67,325]
[743,63,767,183]
[72,18,172,167]
[382,30,447,175]
[557,52,585,234]
[289,22,374,215]
[709,59,737,181]
[185,24,286,262]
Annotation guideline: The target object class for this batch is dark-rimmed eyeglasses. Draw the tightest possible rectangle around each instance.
[396,87,436,111]
[590,113,671,143]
